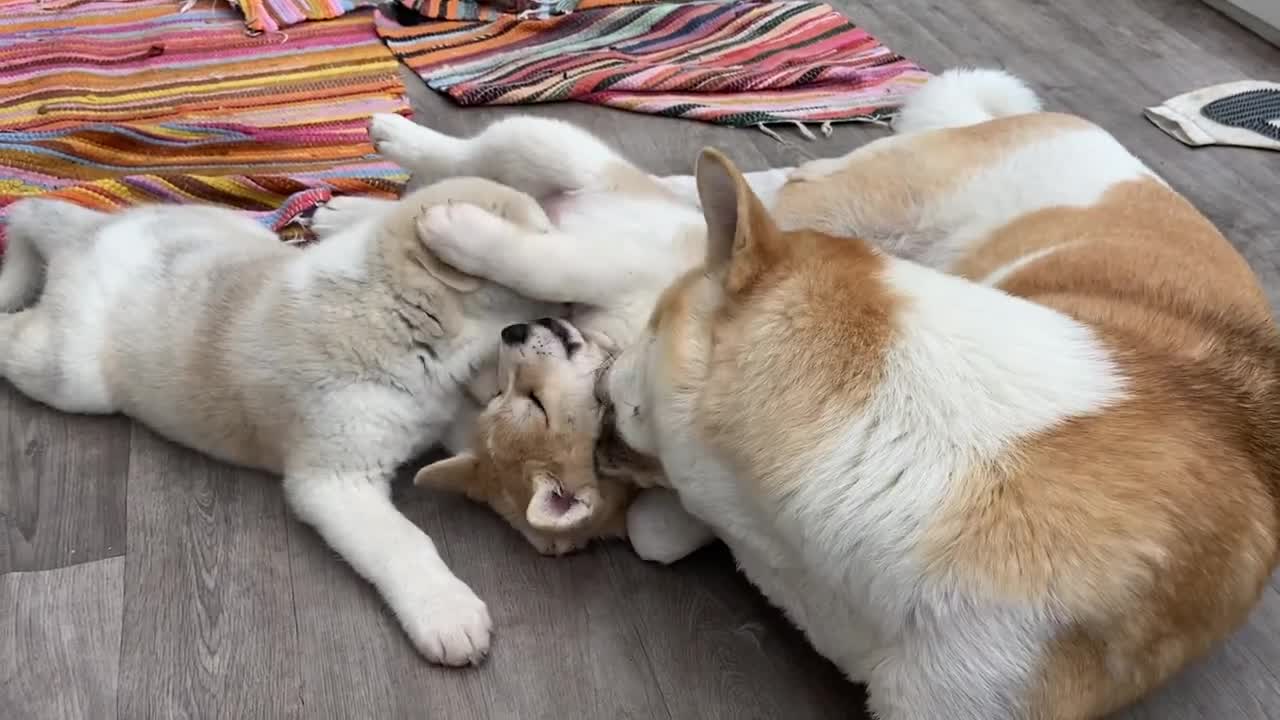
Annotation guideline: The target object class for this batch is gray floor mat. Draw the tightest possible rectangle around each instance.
[1201,88,1280,142]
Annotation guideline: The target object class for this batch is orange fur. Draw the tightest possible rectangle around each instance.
[638,122,1280,718]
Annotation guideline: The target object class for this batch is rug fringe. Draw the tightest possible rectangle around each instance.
[755,113,895,142]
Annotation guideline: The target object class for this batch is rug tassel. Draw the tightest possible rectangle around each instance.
[756,123,784,143]
[792,121,817,141]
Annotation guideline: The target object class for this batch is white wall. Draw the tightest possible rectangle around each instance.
[1204,0,1280,46]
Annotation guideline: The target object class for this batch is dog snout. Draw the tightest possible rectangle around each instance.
[501,323,530,345]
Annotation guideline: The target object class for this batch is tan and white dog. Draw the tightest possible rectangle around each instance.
[0,178,563,666]
[327,114,723,561]
[424,70,1280,717]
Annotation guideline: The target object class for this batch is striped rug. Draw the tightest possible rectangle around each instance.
[377,1,929,131]
[0,0,409,250]
[234,0,654,33]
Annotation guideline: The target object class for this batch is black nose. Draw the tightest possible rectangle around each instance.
[501,323,529,345]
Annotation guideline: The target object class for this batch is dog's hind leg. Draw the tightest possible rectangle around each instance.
[1,198,105,311]
[369,113,647,198]
[0,308,113,414]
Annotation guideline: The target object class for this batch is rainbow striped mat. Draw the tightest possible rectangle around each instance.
[0,0,409,250]
[232,0,927,132]
[377,0,928,131]
[235,0,654,33]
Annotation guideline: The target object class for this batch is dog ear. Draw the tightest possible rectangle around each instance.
[694,147,782,294]
[525,471,597,532]
[414,453,479,494]
[413,213,483,293]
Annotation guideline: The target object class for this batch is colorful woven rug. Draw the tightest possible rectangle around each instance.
[376,0,929,131]
[0,0,410,250]
[234,0,652,34]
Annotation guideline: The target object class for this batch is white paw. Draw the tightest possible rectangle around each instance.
[311,195,384,238]
[417,203,509,275]
[396,577,493,666]
[788,157,847,183]
[627,488,713,565]
[369,113,448,168]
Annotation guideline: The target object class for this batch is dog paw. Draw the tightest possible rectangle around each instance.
[417,203,510,274]
[311,195,383,238]
[627,488,713,564]
[396,577,493,666]
[368,113,454,169]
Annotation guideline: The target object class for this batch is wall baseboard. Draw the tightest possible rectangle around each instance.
[1203,0,1280,48]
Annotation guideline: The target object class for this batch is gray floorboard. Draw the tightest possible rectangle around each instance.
[0,558,124,720]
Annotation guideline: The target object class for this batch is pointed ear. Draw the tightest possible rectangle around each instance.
[695,148,779,292]
[413,453,479,494]
[525,472,598,532]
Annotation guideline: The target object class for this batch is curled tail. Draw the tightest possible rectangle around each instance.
[0,198,105,310]
[893,68,1043,135]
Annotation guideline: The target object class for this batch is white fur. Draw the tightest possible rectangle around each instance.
[915,129,1156,271]
[788,124,1155,275]
[365,112,717,561]
[0,191,559,665]
[892,67,1042,135]
[607,70,1151,717]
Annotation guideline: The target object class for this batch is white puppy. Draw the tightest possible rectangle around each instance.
[0,178,560,665]
[317,114,722,563]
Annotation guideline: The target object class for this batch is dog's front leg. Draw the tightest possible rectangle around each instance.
[416,202,626,306]
[283,470,492,665]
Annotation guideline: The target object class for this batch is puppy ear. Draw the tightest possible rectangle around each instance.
[413,212,483,293]
[414,453,479,494]
[694,148,781,294]
[525,472,598,532]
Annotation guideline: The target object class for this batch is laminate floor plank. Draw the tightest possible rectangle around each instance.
[115,426,303,720]
[0,557,125,720]
[0,390,130,574]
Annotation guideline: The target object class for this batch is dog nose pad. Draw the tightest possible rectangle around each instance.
[535,317,559,330]
[501,323,530,345]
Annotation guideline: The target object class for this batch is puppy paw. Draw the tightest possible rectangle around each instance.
[396,577,493,666]
[417,203,511,275]
[368,113,455,173]
[310,195,388,238]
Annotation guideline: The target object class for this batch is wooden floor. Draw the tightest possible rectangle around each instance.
[4,1,1280,717]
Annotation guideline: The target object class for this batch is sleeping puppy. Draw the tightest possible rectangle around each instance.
[0,177,560,666]
[331,114,716,563]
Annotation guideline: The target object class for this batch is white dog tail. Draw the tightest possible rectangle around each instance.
[893,68,1042,135]
[0,198,104,310]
